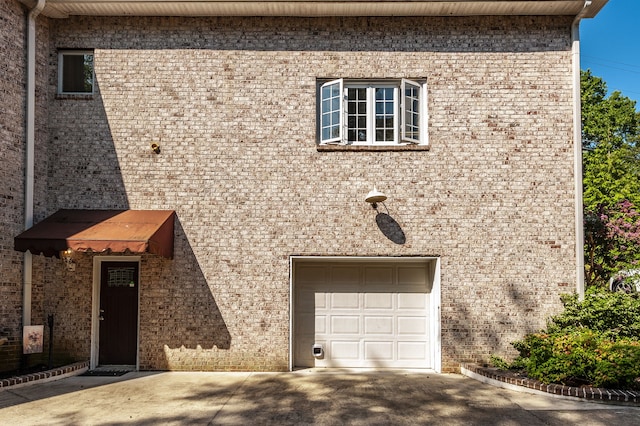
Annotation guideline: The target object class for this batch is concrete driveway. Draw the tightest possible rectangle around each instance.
[1,369,640,425]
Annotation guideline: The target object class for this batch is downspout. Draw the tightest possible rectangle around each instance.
[572,1,592,300]
[23,0,46,328]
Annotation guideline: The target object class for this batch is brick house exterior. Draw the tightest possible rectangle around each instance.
[2,1,606,373]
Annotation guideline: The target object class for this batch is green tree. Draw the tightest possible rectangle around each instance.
[582,70,640,287]
[585,201,640,287]
[581,70,640,210]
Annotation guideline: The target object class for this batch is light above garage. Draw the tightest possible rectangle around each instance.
[365,187,387,209]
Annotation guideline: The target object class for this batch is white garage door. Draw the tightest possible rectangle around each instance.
[294,261,435,369]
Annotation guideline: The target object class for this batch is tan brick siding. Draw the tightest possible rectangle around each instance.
[0,1,51,373]
[0,0,27,373]
[36,15,576,371]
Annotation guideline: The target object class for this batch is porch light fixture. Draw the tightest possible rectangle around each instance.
[151,143,161,154]
[60,248,76,272]
[365,187,387,209]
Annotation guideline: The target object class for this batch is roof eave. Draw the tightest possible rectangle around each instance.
[18,1,609,19]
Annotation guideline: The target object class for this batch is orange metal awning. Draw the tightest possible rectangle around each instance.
[14,209,175,259]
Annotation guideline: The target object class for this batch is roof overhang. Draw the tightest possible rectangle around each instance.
[14,209,175,259]
[18,1,608,19]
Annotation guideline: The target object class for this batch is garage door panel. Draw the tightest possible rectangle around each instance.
[398,293,427,309]
[398,342,429,361]
[331,266,360,284]
[297,266,327,284]
[330,293,359,309]
[364,267,394,286]
[398,266,428,286]
[315,315,327,334]
[364,293,393,309]
[331,341,360,360]
[397,317,427,335]
[331,316,360,334]
[316,293,328,309]
[364,316,394,334]
[364,341,394,360]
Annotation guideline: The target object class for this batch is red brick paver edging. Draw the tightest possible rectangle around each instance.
[462,363,640,405]
[0,361,89,390]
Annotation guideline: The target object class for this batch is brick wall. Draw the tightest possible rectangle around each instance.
[0,0,27,373]
[0,1,51,373]
[40,15,576,371]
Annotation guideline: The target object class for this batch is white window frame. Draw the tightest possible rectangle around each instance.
[319,78,428,146]
[401,78,424,144]
[58,50,95,95]
[320,79,343,144]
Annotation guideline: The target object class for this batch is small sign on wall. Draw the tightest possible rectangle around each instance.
[23,325,44,354]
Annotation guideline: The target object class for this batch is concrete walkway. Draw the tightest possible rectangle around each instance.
[1,369,640,425]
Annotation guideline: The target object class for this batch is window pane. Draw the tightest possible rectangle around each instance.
[62,53,93,93]
[385,102,394,114]
[320,80,342,142]
[402,80,421,143]
[385,129,394,141]
[331,111,340,125]
[331,83,340,97]
[347,87,368,143]
[374,87,395,143]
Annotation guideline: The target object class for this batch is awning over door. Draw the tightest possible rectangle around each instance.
[14,209,175,259]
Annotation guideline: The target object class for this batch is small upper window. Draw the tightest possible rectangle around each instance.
[319,78,427,146]
[58,50,94,94]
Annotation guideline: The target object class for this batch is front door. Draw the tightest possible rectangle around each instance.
[99,261,139,366]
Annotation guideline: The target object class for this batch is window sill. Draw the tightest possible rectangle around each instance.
[55,94,94,100]
[317,144,430,152]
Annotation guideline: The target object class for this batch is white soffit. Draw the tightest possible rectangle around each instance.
[20,1,609,19]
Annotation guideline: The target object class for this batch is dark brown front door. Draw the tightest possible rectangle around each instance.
[99,261,139,365]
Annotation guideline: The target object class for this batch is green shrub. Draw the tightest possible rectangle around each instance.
[593,339,640,389]
[511,288,640,389]
[489,355,512,370]
[548,288,640,339]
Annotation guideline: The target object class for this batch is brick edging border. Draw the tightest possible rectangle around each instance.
[461,363,640,405]
[0,361,89,390]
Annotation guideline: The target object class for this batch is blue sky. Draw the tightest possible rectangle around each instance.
[581,0,640,108]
